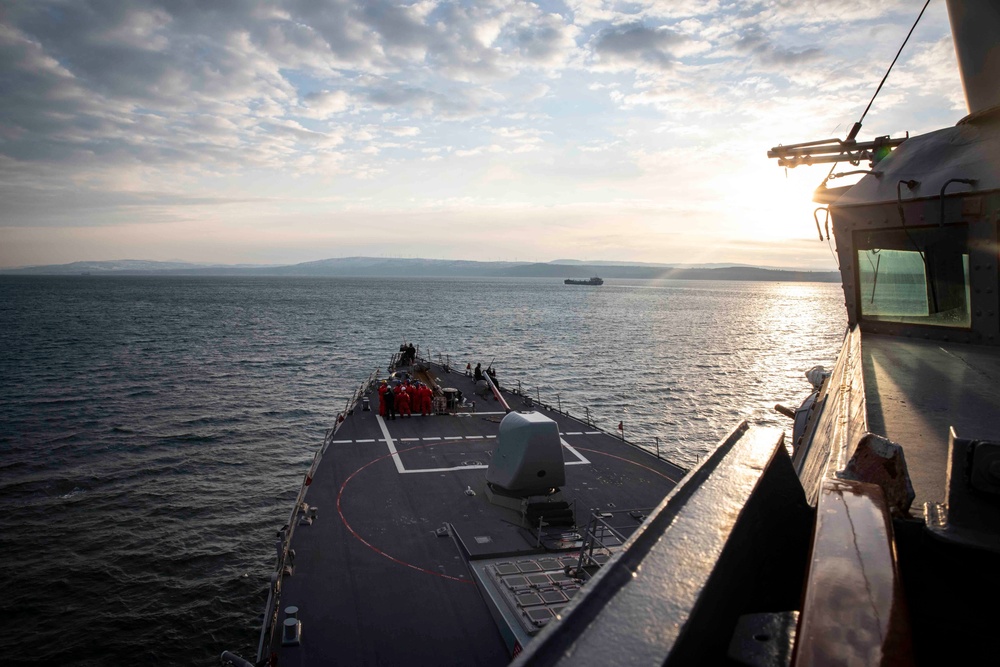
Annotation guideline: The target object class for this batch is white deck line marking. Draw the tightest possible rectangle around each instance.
[469,411,507,415]
[368,431,589,475]
[561,438,591,465]
[464,436,480,440]
[584,431,601,435]
[376,415,406,474]
[400,438,420,442]
[332,439,352,444]
[402,464,489,473]
[357,439,375,443]
[565,432,582,436]
[486,435,496,439]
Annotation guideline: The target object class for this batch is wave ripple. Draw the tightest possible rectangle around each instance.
[0,275,844,664]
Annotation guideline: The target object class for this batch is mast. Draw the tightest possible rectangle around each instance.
[946,0,1000,114]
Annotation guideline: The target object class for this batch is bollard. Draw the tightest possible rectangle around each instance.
[282,617,302,646]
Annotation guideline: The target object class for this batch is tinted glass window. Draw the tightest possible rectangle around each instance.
[855,226,970,328]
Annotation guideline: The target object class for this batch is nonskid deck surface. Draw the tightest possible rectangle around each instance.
[273,361,686,666]
[861,334,1000,512]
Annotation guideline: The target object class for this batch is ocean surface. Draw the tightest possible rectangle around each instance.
[0,275,846,665]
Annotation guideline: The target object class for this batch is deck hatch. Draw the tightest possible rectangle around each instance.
[527,608,554,625]
[516,592,544,607]
[484,552,613,637]
[541,590,568,604]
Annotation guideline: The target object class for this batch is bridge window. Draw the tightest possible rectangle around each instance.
[855,226,971,328]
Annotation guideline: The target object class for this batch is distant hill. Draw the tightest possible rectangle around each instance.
[0,259,273,274]
[255,257,526,277]
[1,256,840,282]
[499,262,837,282]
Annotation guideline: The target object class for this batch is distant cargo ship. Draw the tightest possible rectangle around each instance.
[564,276,603,285]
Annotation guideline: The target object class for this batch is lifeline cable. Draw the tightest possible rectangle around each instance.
[823,0,933,186]
[857,0,933,127]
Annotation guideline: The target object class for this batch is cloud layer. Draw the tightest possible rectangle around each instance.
[0,0,965,268]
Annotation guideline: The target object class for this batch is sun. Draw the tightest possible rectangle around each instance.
[722,164,832,241]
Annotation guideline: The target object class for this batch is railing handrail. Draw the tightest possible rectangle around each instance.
[255,366,380,663]
[501,372,685,470]
[575,508,651,574]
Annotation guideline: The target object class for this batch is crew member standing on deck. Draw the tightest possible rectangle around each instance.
[398,384,412,417]
[420,382,433,416]
[378,381,388,416]
[474,363,483,381]
[384,384,396,420]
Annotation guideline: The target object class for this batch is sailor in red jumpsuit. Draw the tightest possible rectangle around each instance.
[378,381,388,416]
[397,385,412,417]
[420,383,433,416]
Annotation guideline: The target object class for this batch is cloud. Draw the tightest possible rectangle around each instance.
[504,12,579,68]
[567,0,722,26]
[385,126,421,137]
[300,90,352,118]
[0,0,965,268]
[734,26,824,68]
[590,22,690,72]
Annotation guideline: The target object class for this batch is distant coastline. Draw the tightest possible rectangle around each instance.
[0,256,840,283]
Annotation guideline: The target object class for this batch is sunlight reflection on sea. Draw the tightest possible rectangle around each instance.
[0,275,845,664]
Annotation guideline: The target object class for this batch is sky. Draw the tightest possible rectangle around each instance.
[0,0,968,269]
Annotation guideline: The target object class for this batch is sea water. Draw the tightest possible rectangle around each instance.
[0,275,845,665]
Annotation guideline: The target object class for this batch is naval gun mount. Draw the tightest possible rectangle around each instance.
[485,411,575,538]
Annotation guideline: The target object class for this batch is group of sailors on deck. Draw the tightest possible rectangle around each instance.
[399,342,417,366]
[378,377,433,420]
[469,362,498,387]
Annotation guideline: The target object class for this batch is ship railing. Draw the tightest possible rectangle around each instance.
[391,343,432,370]
[506,377,685,470]
[415,355,686,469]
[387,348,451,375]
[571,508,648,577]
[424,350,452,373]
[254,367,381,664]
